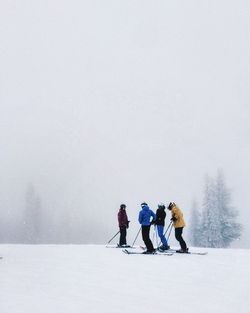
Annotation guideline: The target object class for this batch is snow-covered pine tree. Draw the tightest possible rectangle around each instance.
[215,170,242,247]
[198,171,242,248]
[23,184,42,243]
[188,200,202,247]
[200,175,223,248]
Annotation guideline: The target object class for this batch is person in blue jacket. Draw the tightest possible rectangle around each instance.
[138,202,156,254]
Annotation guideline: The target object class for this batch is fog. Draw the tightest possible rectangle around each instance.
[0,1,249,247]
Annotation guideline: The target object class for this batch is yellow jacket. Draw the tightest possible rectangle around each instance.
[171,204,186,228]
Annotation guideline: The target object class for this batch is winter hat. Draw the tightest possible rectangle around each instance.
[120,204,126,209]
[168,202,175,210]
[158,203,166,210]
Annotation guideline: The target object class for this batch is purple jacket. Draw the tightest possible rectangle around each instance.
[118,208,128,227]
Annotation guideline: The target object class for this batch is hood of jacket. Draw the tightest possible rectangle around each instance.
[142,205,150,211]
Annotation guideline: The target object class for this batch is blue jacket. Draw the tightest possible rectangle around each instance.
[138,205,156,226]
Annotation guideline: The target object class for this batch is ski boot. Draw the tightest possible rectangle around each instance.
[142,249,156,254]
[176,248,189,253]
[158,245,170,252]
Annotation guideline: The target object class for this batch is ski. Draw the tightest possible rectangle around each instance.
[106,244,134,249]
[122,249,173,256]
[182,251,207,255]
[168,249,208,255]
[131,246,207,255]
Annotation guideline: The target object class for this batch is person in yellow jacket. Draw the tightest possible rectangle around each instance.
[167,202,188,253]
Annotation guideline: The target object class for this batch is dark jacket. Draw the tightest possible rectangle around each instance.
[155,208,166,226]
[118,208,129,228]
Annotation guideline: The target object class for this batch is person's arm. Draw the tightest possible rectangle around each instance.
[124,211,128,224]
[151,210,156,221]
[138,211,143,224]
[118,211,121,226]
[155,209,160,223]
[124,212,130,228]
[171,208,178,222]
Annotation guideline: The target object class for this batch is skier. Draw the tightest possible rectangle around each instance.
[167,202,188,253]
[118,204,129,247]
[138,202,156,254]
[155,203,170,251]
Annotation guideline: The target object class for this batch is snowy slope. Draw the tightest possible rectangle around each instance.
[0,245,249,313]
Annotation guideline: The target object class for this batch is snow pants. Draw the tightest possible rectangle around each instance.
[119,226,127,246]
[175,227,187,250]
[157,225,168,246]
[141,225,154,252]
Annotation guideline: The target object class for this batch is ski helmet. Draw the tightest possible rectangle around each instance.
[120,204,126,209]
[141,202,148,208]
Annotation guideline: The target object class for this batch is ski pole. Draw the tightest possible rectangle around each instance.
[156,221,173,249]
[131,226,142,248]
[153,225,159,247]
[106,230,120,246]
[163,221,173,237]
[166,223,174,242]
[152,225,156,245]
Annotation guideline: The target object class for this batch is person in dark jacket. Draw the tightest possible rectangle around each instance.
[155,204,170,251]
[138,202,156,254]
[118,204,129,247]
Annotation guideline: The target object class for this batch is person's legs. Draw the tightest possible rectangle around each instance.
[119,227,127,246]
[142,226,154,252]
[175,227,187,250]
[157,225,168,247]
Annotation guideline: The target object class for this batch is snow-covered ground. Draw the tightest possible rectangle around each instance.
[0,245,249,313]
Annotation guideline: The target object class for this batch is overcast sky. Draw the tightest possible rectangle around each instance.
[0,1,249,247]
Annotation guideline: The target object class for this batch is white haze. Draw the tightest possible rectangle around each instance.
[0,1,249,246]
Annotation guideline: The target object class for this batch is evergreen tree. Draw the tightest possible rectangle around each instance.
[199,171,242,248]
[215,170,242,247]
[23,184,42,243]
[189,200,202,247]
[200,175,223,247]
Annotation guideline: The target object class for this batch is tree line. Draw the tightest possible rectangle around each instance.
[189,170,242,248]
[0,170,242,247]
[0,184,104,244]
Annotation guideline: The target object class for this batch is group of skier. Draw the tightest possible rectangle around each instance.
[117,202,188,254]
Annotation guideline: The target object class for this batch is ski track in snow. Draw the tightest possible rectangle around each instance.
[0,245,249,313]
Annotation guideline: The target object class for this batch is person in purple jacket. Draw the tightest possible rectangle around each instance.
[118,204,129,247]
[138,202,156,254]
